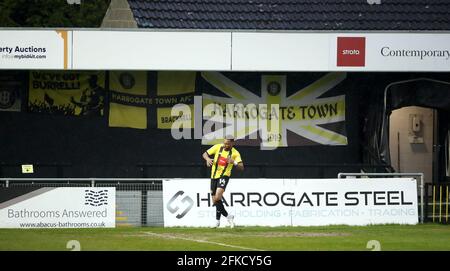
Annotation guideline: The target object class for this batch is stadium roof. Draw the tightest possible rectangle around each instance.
[127,0,450,30]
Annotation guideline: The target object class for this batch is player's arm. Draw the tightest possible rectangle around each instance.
[228,152,244,171]
[203,144,218,167]
[235,161,244,171]
[202,152,214,167]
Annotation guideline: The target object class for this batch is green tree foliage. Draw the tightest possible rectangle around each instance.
[0,0,111,27]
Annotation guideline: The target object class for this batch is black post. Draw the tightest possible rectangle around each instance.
[141,189,148,227]
[141,166,147,178]
[203,164,208,178]
[260,165,266,178]
[443,183,450,224]
[318,166,325,178]
[57,165,64,178]
[425,183,429,222]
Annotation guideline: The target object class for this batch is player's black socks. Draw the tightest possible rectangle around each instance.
[216,207,221,220]
[216,200,228,217]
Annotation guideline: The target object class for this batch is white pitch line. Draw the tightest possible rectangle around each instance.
[142,232,265,251]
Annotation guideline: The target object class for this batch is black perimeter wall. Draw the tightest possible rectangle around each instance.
[0,72,447,179]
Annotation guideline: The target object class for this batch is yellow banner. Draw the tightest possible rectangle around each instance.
[28,71,105,116]
[109,71,148,129]
[156,71,196,129]
[201,72,348,147]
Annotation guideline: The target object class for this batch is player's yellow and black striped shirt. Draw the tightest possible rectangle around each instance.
[206,144,242,179]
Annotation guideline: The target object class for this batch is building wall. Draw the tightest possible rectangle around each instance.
[0,108,361,178]
[389,106,435,183]
[0,71,365,178]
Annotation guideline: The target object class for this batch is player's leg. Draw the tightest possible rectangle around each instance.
[210,179,221,228]
[213,178,234,228]
[212,176,229,205]
[213,187,228,217]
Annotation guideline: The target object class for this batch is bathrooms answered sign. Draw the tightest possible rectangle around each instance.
[0,187,115,228]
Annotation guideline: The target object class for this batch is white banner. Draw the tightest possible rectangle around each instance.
[0,187,115,228]
[72,31,231,70]
[163,178,418,227]
[232,33,330,71]
[0,30,71,70]
[1,30,449,71]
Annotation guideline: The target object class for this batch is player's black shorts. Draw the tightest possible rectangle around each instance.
[210,176,230,195]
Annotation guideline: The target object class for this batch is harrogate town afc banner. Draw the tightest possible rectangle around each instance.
[163,178,418,227]
[108,71,195,129]
[200,72,347,147]
[109,71,149,129]
[28,71,105,116]
[0,187,115,228]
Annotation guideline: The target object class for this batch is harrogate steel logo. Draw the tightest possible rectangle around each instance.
[167,191,194,219]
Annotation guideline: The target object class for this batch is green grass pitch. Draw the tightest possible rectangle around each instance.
[0,224,449,251]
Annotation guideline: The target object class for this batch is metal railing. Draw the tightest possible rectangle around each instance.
[2,175,425,226]
[0,163,390,179]
[425,183,450,224]
[337,172,425,223]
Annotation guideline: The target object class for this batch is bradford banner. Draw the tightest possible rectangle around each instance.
[200,72,347,147]
[163,178,418,227]
[28,71,105,116]
[0,187,115,228]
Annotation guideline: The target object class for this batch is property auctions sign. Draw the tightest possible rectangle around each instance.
[0,187,115,228]
[163,178,418,227]
[0,30,70,70]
